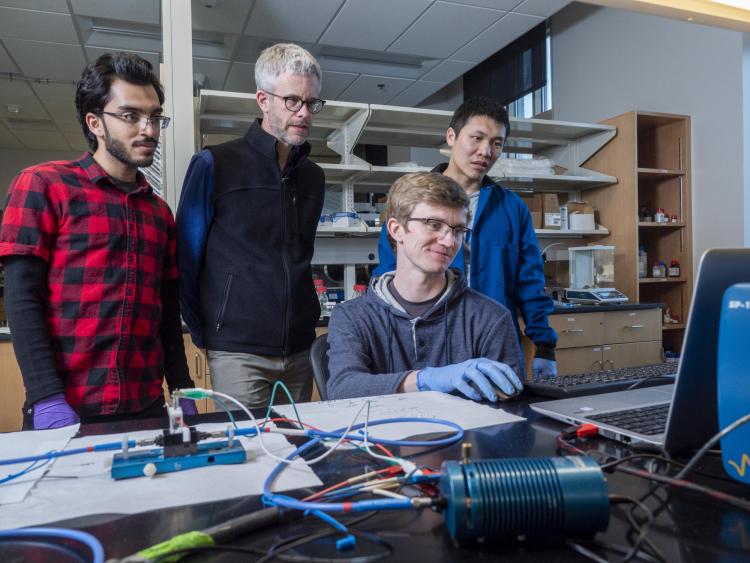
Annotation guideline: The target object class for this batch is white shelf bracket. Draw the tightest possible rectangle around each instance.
[327,108,370,166]
[542,129,616,175]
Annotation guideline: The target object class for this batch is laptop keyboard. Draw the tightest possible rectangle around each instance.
[526,362,678,398]
[586,403,670,436]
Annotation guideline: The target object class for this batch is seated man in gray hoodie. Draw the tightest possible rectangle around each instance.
[326,172,523,402]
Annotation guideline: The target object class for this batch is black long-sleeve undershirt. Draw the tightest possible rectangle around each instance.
[3,255,192,407]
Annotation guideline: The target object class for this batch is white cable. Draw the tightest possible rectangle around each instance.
[209,390,370,466]
[361,401,416,474]
[371,488,409,500]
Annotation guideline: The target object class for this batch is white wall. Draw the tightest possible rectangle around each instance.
[0,148,81,204]
[551,3,746,267]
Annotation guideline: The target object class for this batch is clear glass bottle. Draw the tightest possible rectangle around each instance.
[638,245,648,278]
[316,286,330,318]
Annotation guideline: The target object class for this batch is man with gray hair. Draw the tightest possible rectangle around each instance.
[177,43,325,408]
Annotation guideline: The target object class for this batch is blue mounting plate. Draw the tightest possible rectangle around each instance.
[111,440,246,480]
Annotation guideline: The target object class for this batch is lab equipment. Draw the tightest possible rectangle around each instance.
[565,245,628,304]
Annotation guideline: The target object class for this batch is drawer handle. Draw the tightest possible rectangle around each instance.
[626,324,644,329]
[194,352,203,379]
[562,329,585,333]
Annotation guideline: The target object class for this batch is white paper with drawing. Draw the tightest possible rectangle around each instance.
[274,391,525,441]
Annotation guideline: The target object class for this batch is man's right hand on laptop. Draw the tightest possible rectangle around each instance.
[416,359,523,402]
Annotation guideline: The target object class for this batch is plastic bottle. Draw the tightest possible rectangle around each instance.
[654,208,666,223]
[316,285,330,318]
[352,284,367,299]
[638,246,648,278]
[668,260,681,277]
[652,261,666,278]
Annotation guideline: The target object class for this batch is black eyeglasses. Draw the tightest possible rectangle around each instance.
[264,91,326,114]
[406,217,472,243]
[100,111,171,129]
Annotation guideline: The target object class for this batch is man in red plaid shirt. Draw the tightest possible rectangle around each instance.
[0,53,197,429]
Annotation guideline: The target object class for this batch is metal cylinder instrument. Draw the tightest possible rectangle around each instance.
[440,456,609,541]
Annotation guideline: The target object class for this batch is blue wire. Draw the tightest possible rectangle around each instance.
[0,452,54,485]
[262,416,463,514]
[0,440,136,467]
[0,527,104,563]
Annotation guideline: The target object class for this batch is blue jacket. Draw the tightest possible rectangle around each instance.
[326,271,522,400]
[374,164,556,351]
[176,120,325,354]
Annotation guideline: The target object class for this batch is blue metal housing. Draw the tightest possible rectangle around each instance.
[440,456,609,541]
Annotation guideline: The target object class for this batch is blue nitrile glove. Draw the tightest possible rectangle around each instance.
[179,397,199,416]
[416,359,523,402]
[532,358,557,378]
[33,393,80,430]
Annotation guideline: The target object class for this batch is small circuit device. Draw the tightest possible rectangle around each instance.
[110,404,246,480]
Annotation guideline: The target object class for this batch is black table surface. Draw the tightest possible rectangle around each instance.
[13,398,750,562]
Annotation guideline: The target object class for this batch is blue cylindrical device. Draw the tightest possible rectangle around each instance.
[440,456,609,541]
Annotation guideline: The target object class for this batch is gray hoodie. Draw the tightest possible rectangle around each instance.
[326,270,522,400]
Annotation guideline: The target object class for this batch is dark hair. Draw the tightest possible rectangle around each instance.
[75,52,165,151]
[448,96,510,138]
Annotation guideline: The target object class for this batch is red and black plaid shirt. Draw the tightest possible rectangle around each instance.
[0,153,179,416]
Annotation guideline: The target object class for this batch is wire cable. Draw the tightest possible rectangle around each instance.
[0,527,104,563]
[674,412,750,481]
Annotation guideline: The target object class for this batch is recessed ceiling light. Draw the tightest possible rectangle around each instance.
[6,104,21,113]
[199,0,220,7]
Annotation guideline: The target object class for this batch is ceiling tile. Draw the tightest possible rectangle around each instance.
[0,1,69,13]
[453,12,542,63]
[445,0,519,9]
[13,129,71,150]
[193,57,231,90]
[0,43,18,73]
[191,0,253,34]
[244,0,345,43]
[85,46,160,70]
[0,96,50,120]
[320,0,430,51]
[56,119,83,134]
[320,70,358,100]
[224,61,255,92]
[420,59,475,83]
[0,7,79,44]
[4,39,86,81]
[0,123,23,148]
[338,74,412,104]
[62,130,89,151]
[4,114,57,132]
[30,81,77,101]
[39,98,77,123]
[514,0,571,17]
[387,2,505,59]
[0,77,34,101]
[387,80,444,107]
[71,0,160,25]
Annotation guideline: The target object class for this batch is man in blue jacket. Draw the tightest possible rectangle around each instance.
[176,43,325,408]
[373,97,557,377]
[327,172,523,401]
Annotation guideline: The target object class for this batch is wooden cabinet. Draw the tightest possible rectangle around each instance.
[550,308,663,375]
[182,334,214,414]
[585,111,692,355]
[0,340,24,432]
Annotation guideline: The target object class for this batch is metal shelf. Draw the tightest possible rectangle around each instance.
[535,226,610,238]
[497,173,617,192]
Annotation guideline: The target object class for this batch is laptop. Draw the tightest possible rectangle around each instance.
[530,248,750,454]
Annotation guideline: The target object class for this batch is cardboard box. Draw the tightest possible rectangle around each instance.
[519,194,543,229]
[519,193,542,212]
[542,193,560,229]
[567,201,596,230]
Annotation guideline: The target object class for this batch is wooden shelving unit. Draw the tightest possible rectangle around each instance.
[583,111,692,354]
